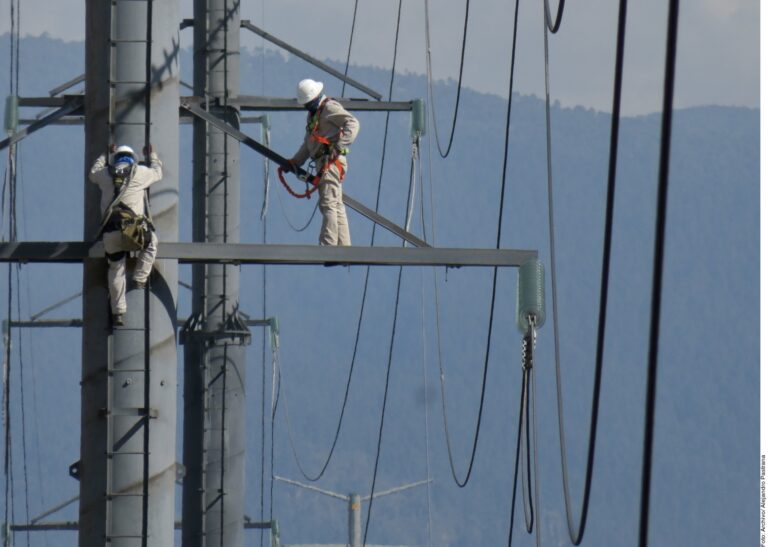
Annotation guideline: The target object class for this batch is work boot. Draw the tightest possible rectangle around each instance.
[112,313,125,327]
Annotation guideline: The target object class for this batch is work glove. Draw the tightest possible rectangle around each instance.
[284,160,297,174]
[143,144,153,157]
[109,143,117,154]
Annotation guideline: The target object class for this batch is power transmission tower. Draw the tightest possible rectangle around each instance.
[0,2,538,547]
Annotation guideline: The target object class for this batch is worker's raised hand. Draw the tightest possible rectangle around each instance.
[284,160,297,174]
[143,144,153,157]
[109,143,117,154]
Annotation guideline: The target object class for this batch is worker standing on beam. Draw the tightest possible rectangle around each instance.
[286,79,360,246]
[89,144,162,326]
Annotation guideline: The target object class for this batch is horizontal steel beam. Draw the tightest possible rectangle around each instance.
[0,242,536,267]
[240,20,382,100]
[228,96,414,112]
[19,96,412,113]
[10,520,276,532]
[6,319,83,328]
[7,318,271,329]
[0,98,83,151]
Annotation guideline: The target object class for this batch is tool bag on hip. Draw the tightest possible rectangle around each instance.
[112,203,151,251]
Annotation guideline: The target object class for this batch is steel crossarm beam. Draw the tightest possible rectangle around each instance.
[180,99,428,247]
[239,20,382,100]
[9,520,276,532]
[0,242,536,267]
[0,97,83,151]
[224,96,413,112]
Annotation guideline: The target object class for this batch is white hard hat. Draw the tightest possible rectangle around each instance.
[114,145,137,160]
[296,79,324,105]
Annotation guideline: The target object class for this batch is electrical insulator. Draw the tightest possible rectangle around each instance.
[410,98,425,139]
[516,259,546,333]
[262,113,271,137]
[4,95,18,135]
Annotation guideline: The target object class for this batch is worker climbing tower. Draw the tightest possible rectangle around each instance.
[80,0,180,546]
[181,0,250,546]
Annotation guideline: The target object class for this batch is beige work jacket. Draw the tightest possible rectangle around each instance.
[290,98,360,167]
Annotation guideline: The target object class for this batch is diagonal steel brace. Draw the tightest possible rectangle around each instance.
[180,99,430,248]
[0,97,83,152]
[240,20,382,100]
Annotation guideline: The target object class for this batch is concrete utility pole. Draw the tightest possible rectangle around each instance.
[81,0,179,546]
[182,0,250,546]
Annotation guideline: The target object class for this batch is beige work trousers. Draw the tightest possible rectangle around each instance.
[103,229,158,314]
[318,162,350,246]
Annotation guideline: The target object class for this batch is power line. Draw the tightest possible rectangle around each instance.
[506,372,528,546]
[340,0,361,98]
[544,0,566,33]
[361,267,403,547]
[424,0,471,158]
[433,0,521,489]
[541,0,629,543]
[639,0,680,544]
[14,266,31,546]
[275,0,406,484]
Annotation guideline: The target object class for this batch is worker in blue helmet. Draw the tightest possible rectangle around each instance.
[286,79,360,246]
[89,144,162,327]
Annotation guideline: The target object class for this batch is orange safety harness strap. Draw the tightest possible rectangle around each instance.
[277,157,346,200]
[279,98,348,199]
[277,165,318,199]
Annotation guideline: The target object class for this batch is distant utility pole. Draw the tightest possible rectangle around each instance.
[274,476,430,547]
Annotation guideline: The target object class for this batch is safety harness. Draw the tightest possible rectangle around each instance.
[278,98,349,199]
[97,162,154,254]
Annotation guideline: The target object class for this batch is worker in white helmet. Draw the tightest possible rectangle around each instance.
[286,78,360,246]
[89,144,162,327]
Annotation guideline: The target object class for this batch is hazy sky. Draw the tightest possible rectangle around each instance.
[0,0,760,115]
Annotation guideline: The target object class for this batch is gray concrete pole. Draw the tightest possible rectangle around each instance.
[81,0,179,546]
[182,0,247,546]
[349,494,361,547]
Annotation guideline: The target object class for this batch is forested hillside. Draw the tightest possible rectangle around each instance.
[0,35,759,547]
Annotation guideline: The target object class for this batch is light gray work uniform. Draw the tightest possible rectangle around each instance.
[89,152,162,315]
[291,97,360,246]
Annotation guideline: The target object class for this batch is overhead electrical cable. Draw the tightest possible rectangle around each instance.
[260,218,267,547]
[542,0,629,543]
[419,278,435,547]
[416,145,435,547]
[274,0,405,483]
[3,265,13,547]
[275,187,318,232]
[520,367,534,532]
[506,373,529,546]
[340,0,360,98]
[3,2,20,535]
[361,268,403,547]
[363,75,414,547]
[432,0,521,489]
[529,342,543,547]
[639,0,680,544]
[544,0,566,33]
[423,0,471,158]
[15,267,31,545]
